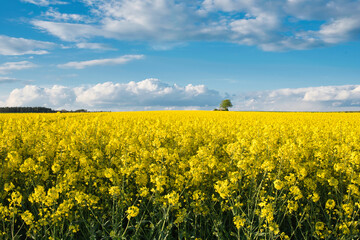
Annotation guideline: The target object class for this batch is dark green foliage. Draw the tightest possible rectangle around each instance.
[219,99,233,111]
[0,107,55,113]
[0,107,88,113]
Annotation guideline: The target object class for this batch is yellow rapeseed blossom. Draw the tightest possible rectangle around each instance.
[214,180,231,199]
[4,182,15,192]
[325,199,336,210]
[109,186,121,196]
[233,216,246,229]
[273,179,284,190]
[126,206,140,220]
[0,111,360,239]
[21,211,34,225]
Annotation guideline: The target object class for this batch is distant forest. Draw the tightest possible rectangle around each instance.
[0,107,87,113]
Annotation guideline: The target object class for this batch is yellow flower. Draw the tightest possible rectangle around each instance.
[29,185,46,203]
[233,216,246,229]
[273,179,284,190]
[4,182,15,192]
[259,202,274,223]
[328,177,338,187]
[315,221,325,231]
[339,222,350,235]
[311,192,320,202]
[214,180,231,199]
[2,110,360,238]
[126,206,139,220]
[9,191,22,207]
[174,208,187,225]
[51,163,61,173]
[289,186,303,200]
[325,199,336,210]
[21,211,34,225]
[342,203,353,217]
[287,200,299,214]
[20,158,36,173]
[164,191,180,206]
[69,225,79,233]
[109,186,121,196]
[104,168,115,179]
[139,187,149,197]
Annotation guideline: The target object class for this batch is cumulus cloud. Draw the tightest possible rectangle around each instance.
[0,35,55,55]
[57,55,144,69]
[234,85,360,111]
[6,85,76,108]
[22,0,68,6]
[6,80,360,111]
[0,61,37,74]
[4,78,222,110]
[29,0,360,51]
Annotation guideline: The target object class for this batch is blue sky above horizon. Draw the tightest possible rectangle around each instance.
[0,0,359,111]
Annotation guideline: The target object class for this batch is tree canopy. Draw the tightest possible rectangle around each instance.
[219,99,233,111]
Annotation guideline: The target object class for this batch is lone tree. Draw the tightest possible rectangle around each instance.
[219,99,233,111]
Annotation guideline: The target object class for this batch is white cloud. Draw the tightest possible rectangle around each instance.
[5,80,360,111]
[57,54,144,69]
[284,0,360,20]
[32,20,105,41]
[230,12,280,46]
[76,42,115,50]
[22,0,68,6]
[30,0,360,51]
[4,78,222,110]
[0,35,55,55]
[0,61,37,74]
[74,78,221,108]
[318,17,360,44]
[234,85,360,111]
[43,8,87,22]
[6,85,76,108]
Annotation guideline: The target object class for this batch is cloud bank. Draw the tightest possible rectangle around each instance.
[234,85,360,111]
[4,78,222,111]
[30,0,360,51]
[3,79,360,112]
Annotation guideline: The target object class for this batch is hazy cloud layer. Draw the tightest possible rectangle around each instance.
[0,77,20,84]
[30,0,360,51]
[75,42,115,50]
[22,0,68,6]
[234,85,360,111]
[4,78,222,110]
[57,55,144,69]
[0,61,37,74]
[0,35,55,56]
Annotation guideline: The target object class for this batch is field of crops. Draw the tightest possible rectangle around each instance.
[1,111,360,239]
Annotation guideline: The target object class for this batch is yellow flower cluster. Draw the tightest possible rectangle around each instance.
[1,111,360,239]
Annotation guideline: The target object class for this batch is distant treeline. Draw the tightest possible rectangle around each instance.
[0,107,88,113]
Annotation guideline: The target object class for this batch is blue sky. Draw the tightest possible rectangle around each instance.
[0,0,359,111]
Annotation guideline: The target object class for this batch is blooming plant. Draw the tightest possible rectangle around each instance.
[1,111,360,239]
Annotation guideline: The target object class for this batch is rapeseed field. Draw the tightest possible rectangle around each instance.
[1,111,360,239]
